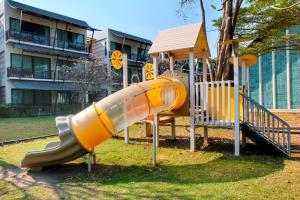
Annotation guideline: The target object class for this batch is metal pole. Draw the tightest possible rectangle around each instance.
[242,59,247,147]
[89,30,95,53]
[123,53,129,144]
[153,55,159,147]
[189,50,195,152]
[233,42,240,156]
[152,121,156,167]
[169,55,176,139]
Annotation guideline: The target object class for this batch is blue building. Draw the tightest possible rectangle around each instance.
[249,26,300,111]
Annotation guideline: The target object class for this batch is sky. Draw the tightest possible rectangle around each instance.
[14,0,221,57]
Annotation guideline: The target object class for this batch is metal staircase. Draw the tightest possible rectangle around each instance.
[241,93,291,157]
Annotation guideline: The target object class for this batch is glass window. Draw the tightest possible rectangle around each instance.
[11,54,22,69]
[110,42,131,59]
[23,90,34,105]
[35,90,51,105]
[33,57,50,79]
[11,89,23,104]
[10,18,20,33]
[22,55,33,71]
[72,33,84,45]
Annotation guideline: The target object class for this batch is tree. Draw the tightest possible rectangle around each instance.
[63,54,109,109]
[233,0,300,55]
[179,0,244,80]
[179,0,300,80]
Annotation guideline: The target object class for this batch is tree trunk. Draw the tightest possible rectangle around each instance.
[215,0,234,81]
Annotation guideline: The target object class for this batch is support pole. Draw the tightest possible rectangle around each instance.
[171,117,176,140]
[189,50,195,152]
[169,55,176,140]
[123,53,129,144]
[233,42,240,156]
[202,55,208,141]
[152,121,156,167]
[153,55,159,147]
[286,29,291,110]
[241,60,247,147]
[53,21,58,48]
[169,55,174,72]
[202,56,207,82]
[203,126,208,145]
[18,10,23,42]
[89,30,95,53]
[272,50,276,110]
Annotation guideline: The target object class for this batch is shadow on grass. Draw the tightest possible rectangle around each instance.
[31,153,284,185]
[23,153,285,199]
[114,135,284,157]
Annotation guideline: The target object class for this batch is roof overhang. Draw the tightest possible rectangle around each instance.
[149,23,211,61]
[109,29,152,45]
[11,80,76,91]
[7,0,99,31]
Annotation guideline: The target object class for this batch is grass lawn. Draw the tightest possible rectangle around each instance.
[0,116,299,199]
[0,136,300,199]
[0,116,57,142]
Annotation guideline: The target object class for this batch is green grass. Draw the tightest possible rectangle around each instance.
[0,137,300,200]
[0,116,299,199]
[0,116,56,142]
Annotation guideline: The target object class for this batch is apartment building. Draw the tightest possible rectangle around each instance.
[0,0,96,106]
[92,29,152,94]
[249,26,300,111]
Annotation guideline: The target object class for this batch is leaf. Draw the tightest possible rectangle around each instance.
[211,4,217,10]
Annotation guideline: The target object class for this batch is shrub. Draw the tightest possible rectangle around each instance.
[0,104,81,118]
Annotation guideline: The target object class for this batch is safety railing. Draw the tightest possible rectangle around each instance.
[194,80,234,127]
[7,67,74,81]
[6,30,89,53]
[242,93,291,157]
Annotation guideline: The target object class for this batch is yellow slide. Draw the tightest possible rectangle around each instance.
[21,77,187,169]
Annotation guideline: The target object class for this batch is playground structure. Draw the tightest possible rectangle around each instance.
[21,23,292,170]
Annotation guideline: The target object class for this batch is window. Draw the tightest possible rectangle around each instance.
[11,54,50,79]
[10,18,20,34]
[10,18,50,45]
[12,89,51,105]
[110,42,131,59]
[57,59,85,73]
[57,29,85,50]
[137,48,148,61]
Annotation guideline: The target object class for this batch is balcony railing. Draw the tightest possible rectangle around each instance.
[7,30,50,46]
[7,67,52,79]
[56,39,88,52]
[7,67,83,81]
[109,51,150,62]
[6,30,89,53]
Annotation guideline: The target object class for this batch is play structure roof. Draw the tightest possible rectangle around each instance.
[149,23,210,60]
[229,54,257,67]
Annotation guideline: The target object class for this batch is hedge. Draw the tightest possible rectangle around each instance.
[0,104,81,118]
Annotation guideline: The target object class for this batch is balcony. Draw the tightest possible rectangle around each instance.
[56,39,88,52]
[7,67,75,81]
[6,30,89,53]
[109,51,150,62]
[7,30,50,46]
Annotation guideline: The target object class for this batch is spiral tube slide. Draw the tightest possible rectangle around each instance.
[21,77,187,168]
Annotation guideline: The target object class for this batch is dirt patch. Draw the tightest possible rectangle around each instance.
[273,112,300,128]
